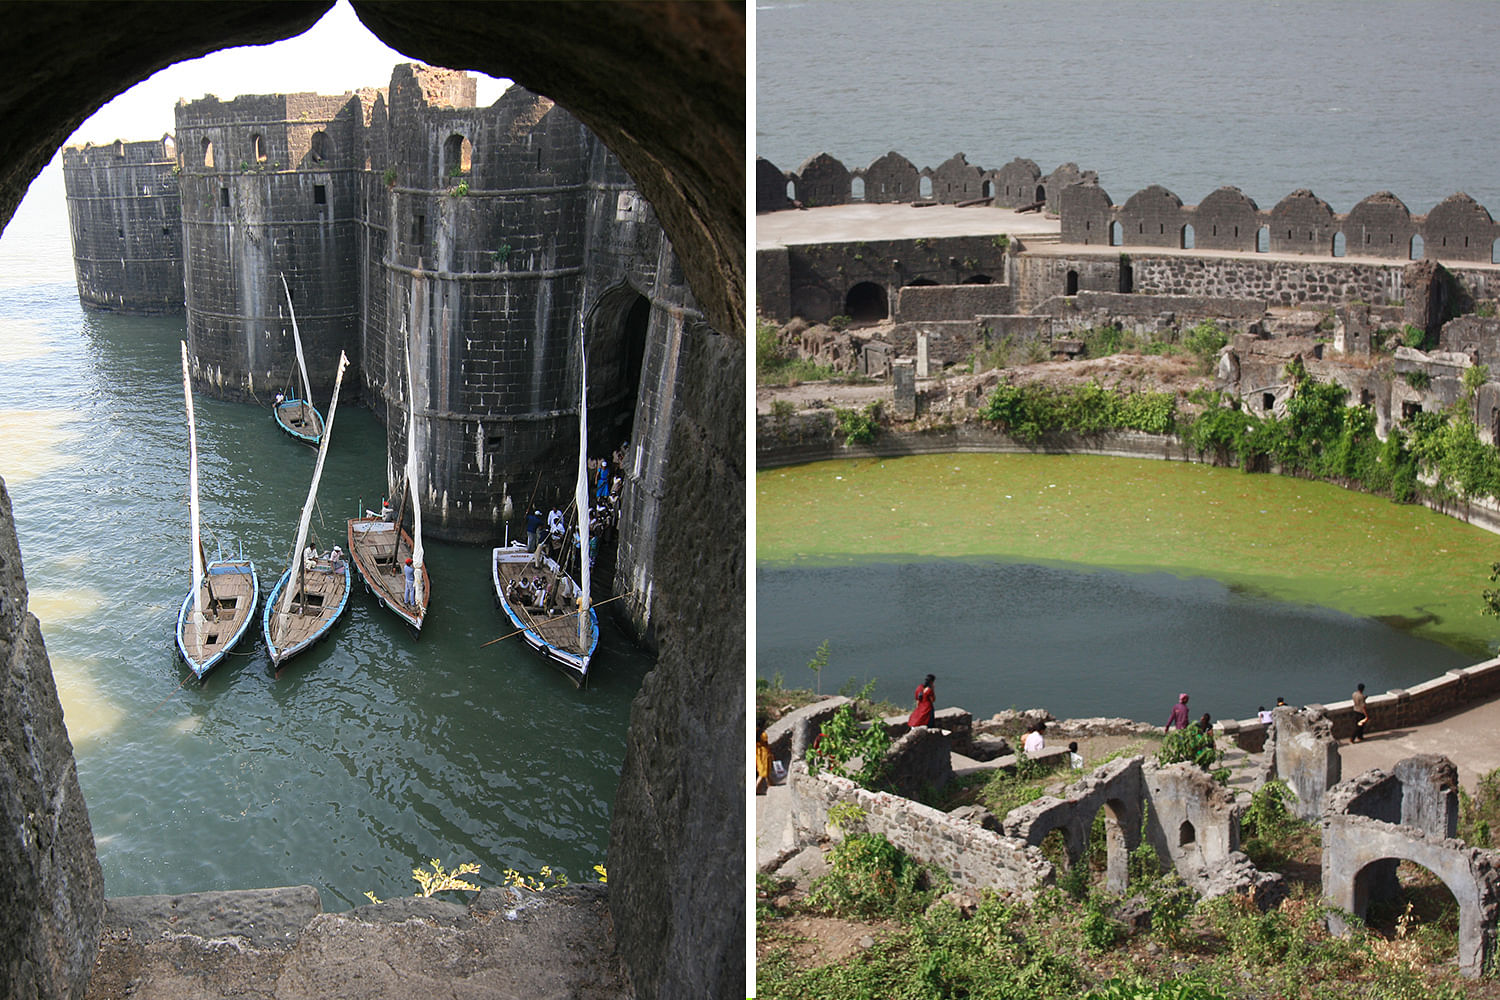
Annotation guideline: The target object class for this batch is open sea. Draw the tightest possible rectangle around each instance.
[754,1,1500,718]
[0,164,652,908]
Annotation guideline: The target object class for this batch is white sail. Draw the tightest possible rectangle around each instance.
[404,333,424,611]
[576,319,591,651]
[281,274,313,405]
[279,351,349,620]
[181,341,205,630]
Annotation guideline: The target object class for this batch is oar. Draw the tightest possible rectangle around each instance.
[480,593,630,647]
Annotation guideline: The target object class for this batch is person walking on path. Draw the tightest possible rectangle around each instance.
[908,674,936,728]
[1166,693,1191,732]
[1352,683,1369,742]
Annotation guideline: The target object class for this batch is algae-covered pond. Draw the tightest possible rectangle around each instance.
[756,454,1500,722]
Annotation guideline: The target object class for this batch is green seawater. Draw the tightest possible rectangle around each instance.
[0,285,651,909]
[758,453,1500,656]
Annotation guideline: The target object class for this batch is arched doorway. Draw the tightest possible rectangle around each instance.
[1035,184,1046,204]
[845,281,889,322]
[919,175,933,200]
[1411,234,1425,260]
[1257,226,1270,253]
[1065,269,1079,295]
[1332,232,1346,258]
[586,286,652,459]
[1110,220,1123,246]
[850,176,865,202]
[1181,224,1195,250]
[961,274,994,285]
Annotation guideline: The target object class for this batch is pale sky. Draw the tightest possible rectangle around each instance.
[0,0,510,275]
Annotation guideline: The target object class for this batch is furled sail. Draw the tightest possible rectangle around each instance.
[280,351,349,618]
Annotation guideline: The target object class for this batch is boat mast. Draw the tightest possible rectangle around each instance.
[404,330,424,611]
[280,351,349,623]
[281,274,313,417]
[575,315,591,652]
[180,342,216,628]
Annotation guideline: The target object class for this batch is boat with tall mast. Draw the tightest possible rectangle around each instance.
[347,332,430,631]
[175,341,258,680]
[263,350,351,673]
[271,274,325,446]
[490,319,598,686]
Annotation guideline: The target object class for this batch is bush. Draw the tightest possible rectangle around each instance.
[834,401,881,444]
[807,703,891,789]
[1157,725,1223,775]
[804,833,936,919]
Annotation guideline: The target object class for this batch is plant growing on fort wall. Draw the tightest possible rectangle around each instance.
[806,703,891,790]
[835,401,881,444]
[828,314,852,331]
[382,166,397,188]
[490,243,511,265]
[452,180,469,197]
[806,638,829,695]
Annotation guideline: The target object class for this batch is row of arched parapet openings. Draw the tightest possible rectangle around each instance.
[756,151,1097,215]
[1059,184,1500,265]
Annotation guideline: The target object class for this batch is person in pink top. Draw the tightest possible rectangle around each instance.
[907,674,935,728]
[1165,693,1191,732]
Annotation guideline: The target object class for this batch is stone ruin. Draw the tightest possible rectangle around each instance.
[1323,755,1500,976]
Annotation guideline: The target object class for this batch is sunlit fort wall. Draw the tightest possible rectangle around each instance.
[759,151,1500,263]
[61,137,184,313]
[757,151,1500,327]
[64,65,706,643]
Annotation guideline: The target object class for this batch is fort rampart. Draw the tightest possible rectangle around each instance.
[759,149,1500,266]
[61,137,183,313]
[66,65,710,641]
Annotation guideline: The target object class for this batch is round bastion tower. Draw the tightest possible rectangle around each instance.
[175,90,374,401]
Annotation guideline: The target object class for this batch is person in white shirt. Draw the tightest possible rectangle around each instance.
[1022,721,1046,755]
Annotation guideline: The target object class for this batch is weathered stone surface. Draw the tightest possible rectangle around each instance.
[88,886,623,1000]
[767,696,851,762]
[1188,852,1288,911]
[1271,706,1340,820]
[0,478,104,1000]
[947,805,1003,833]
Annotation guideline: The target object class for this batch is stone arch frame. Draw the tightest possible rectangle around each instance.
[1118,185,1185,248]
[863,151,919,204]
[849,175,865,202]
[1324,820,1500,976]
[442,131,473,181]
[1002,758,1144,895]
[844,280,889,322]
[583,282,653,452]
[251,133,267,163]
[0,6,745,1000]
[309,129,331,163]
[201,136,214,168]
[1195,186,1260,252]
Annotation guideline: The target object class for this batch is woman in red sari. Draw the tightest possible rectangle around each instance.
[908,674,936,728]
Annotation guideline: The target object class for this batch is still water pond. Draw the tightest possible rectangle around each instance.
[0,284,652,908]
[757,455,1500,723]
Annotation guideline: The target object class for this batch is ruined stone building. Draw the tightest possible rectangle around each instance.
[65,63,706,643]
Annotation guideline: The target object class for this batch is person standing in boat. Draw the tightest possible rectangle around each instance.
[525,508,544,552]
[908,674,936,729]
[402,557,416,607]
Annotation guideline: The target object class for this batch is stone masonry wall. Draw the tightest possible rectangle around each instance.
[786,765,1056,893]
[0,478,104,1000]
[176,90,369,401]
[62,138,183,313]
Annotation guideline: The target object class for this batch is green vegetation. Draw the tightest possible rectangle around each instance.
[758,804,1477,1000]
[756,318,840,385]
[1157,725,1226,781]
[980,379,1178,441]
[834,401,881,444]
[805,703,891,789]
[806,638,829,695]
[1072,320,1226,375]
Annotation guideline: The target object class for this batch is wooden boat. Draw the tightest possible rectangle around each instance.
[271,274,325,446]
[347,326,430,631]
[491,543,597,686]
[263,350,351,673]
[175,341,258,680]
[490,317,597,686]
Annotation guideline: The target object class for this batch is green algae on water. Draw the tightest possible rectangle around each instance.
[757,453,1500,655]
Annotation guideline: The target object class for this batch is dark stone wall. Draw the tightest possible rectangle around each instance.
[1344,192,1417,260]
[930,153,985,203]
[863,151,920,204]
[756,247,791,322]
[176,91,368,401]
[61,138,183,313]
[791,152,849,208]
[1119,185,1186,249]
[896,283,1013,322]
[1195,187,1260,252]
[784,236,1010,323]
[609,325,742,1000]
[0,480,104,1000]
[755,156,791,212]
